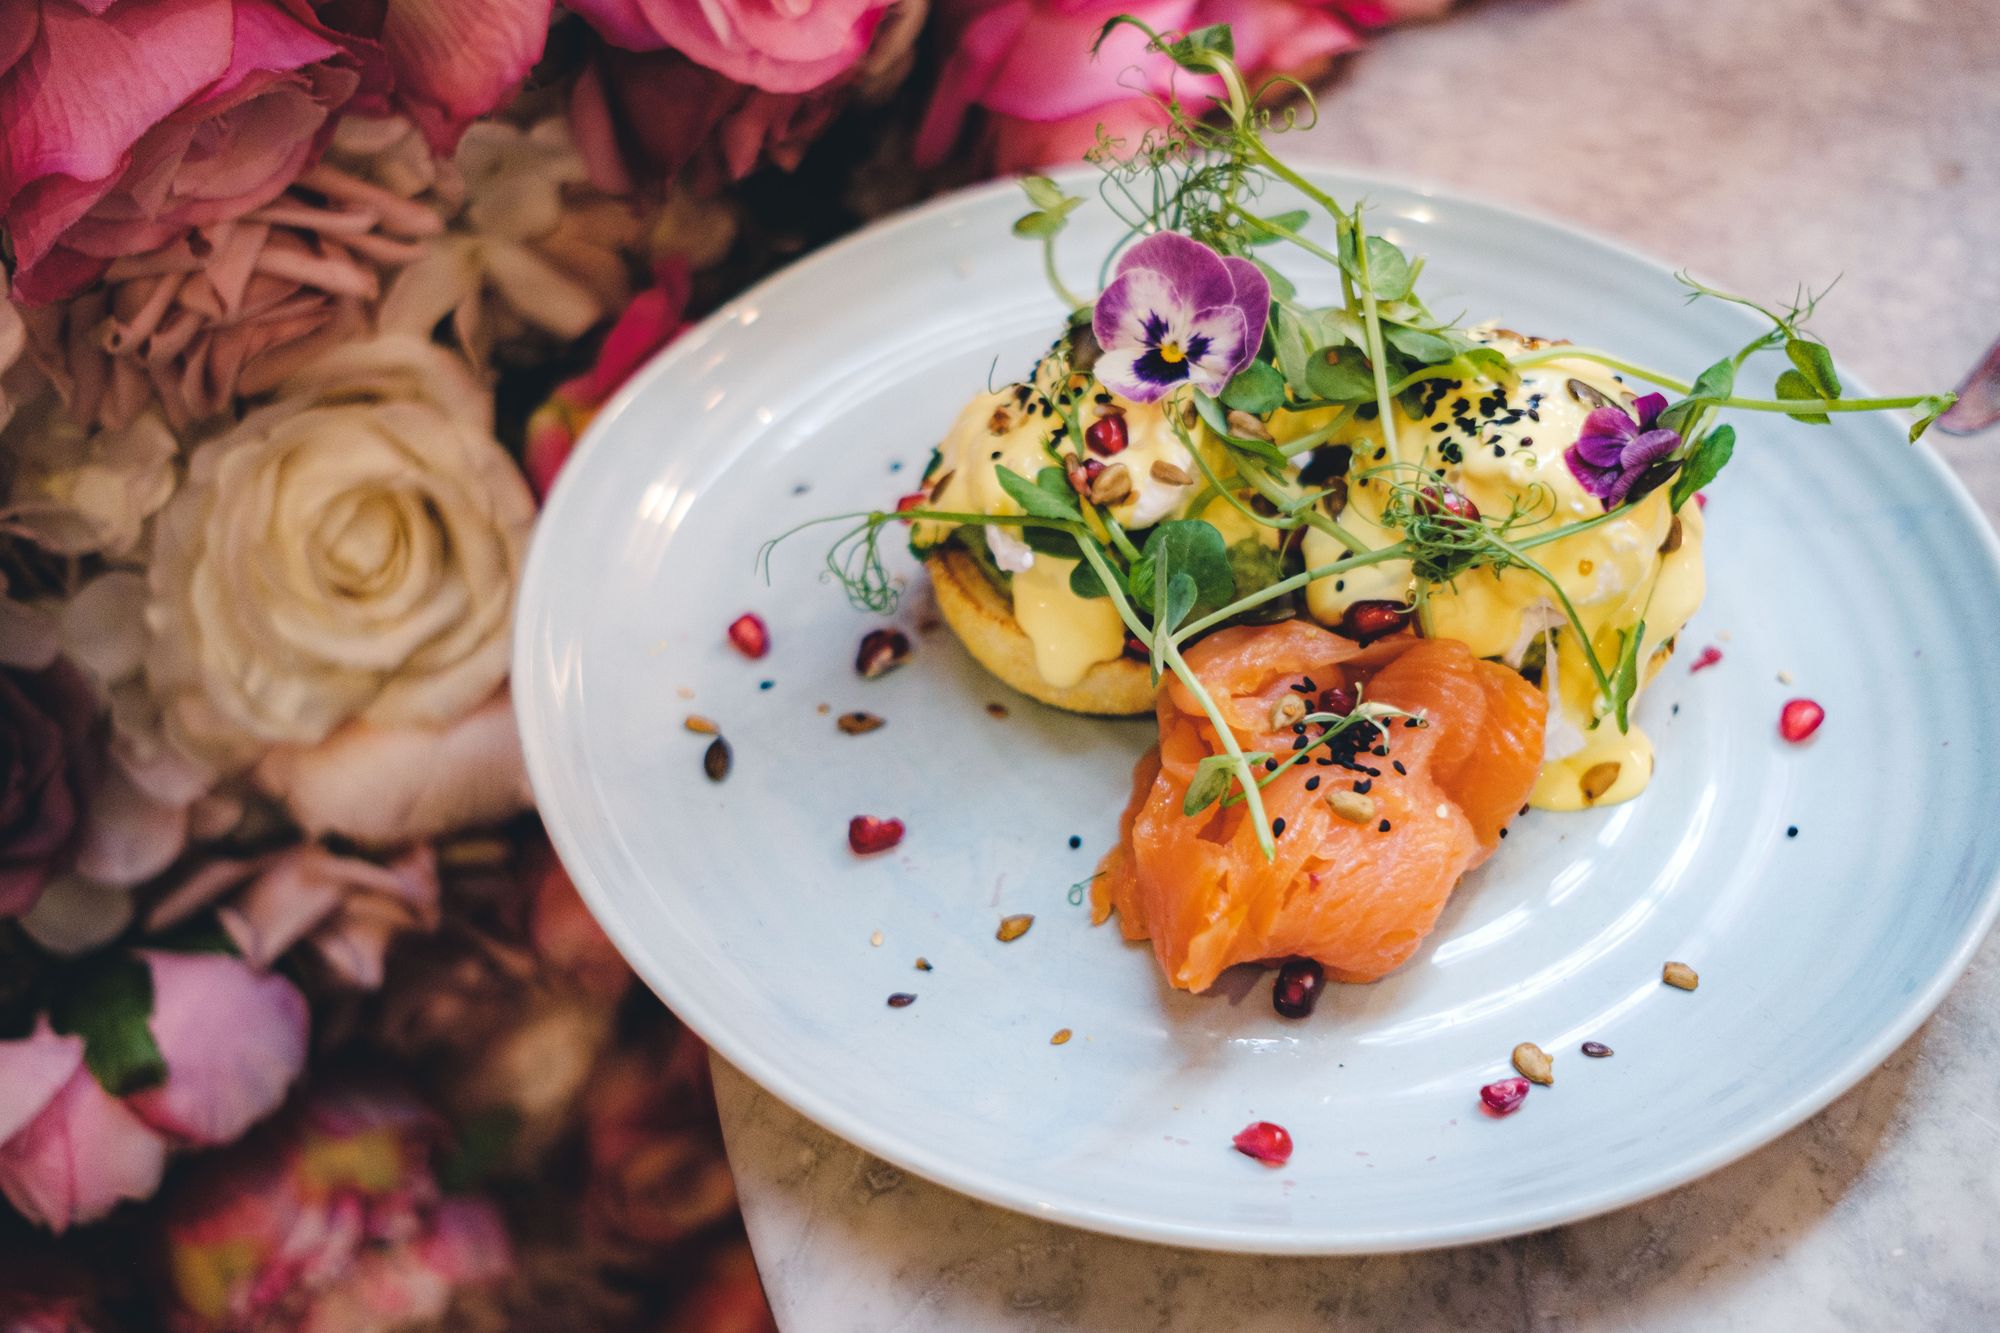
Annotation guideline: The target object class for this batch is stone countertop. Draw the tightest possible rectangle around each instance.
[715,0,2000,1327]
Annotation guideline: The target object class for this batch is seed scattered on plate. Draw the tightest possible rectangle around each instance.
[684,714,718,734]
[727,613,769,659]
[702,737,732,782]
[1776,669,1795,684]
[838,711,885,735]
[848,815,905,855]
[1512,1042,1554,1085]
[886,992,916,1008]
[1050,1028,1073,1046]
[869,930,884,947]
[856,628,911,678]
[1689,645,1723,673]
[1581,1041,1613,1058]
[1232,1121,1293,1167]
[1272,958,1325,1019]
[997,914,1034,942]
[1480,1077,1530,1116]
[985,702,1009,718]
[1326,789,1376,824]
[816,702,831,715]
[914,957,932,972]
[1663,961,1699,991]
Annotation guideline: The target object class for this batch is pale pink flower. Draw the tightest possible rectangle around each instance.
[148,843,442,991]
[0,0,369,305]
[253,688,534,848]
[915,0,1367,173]
[125,950,310,1146]
[0,1023,167,1233]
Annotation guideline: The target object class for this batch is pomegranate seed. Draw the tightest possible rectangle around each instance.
[1695,492,1708,509]
[1122,634,1150,662]
[1231,1121,1293,1167]
[1414,484,1480,521]
[727,613,769,659]
[1779,697,1824,743]
[1272,959,1325,1018]
[1085,413,1130,456]
[895,491,927,523]
[848,815,905,855]
[1480,1077,1530,1116]
[1340,600,1410,643]
[1689,645,1722,673]
[855,628,911,678]
[1317,684,1357,717]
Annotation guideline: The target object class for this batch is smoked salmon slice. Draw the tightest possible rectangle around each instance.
[1093,621,1546,992]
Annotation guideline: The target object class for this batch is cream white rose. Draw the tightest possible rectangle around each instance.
[146,337,534,770]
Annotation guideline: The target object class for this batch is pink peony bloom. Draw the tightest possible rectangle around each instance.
[0,0,370,304]
[570,0,894,94]
[524,260,692,498]
[0,659,98,919]
[325,0,555,153]
[125,950,310,1146]
[914,0,1367,173]
[0,1023,167,1233]
[163,1080,512,1332]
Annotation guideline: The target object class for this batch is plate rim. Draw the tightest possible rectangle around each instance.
[514,164,2000,1254]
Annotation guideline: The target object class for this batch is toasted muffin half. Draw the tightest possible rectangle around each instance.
[925,546,1154,716]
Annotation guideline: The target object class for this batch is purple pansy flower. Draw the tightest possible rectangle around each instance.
[1092,232,1271,403]
[1564,392,1682,506]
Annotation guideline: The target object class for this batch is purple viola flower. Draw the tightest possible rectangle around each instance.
[1564,392,1682,506]
[1091,232,1271,403]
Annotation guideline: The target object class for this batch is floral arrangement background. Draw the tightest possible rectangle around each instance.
[0,1,1450,1328]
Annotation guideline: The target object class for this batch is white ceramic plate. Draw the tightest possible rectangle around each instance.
[514,168,2000,1254]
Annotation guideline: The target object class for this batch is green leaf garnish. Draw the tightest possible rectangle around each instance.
[995,464,1080,520]
[1784,337,1841,400]
[1774,368,1831,425]
[1610,619,1647,732]
[1670,424,1734,510]
[1221,359,1286,415]
[1305,346,1376,402]
[1130,519,1233,613]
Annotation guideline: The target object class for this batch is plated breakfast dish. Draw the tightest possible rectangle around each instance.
[788,19,1953,1015]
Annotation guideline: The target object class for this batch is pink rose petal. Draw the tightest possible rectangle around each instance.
[125,951,308,1146]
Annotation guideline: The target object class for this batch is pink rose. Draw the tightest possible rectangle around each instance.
[125,950,310,1146]
[570,0,895,93]
[0,952,308,1231]
[526,839,632,1000]
[0,660,97,919]
[0,1023,165,1232]
[0,0,370,305]
[914,0,1366,173]
[320,0,556,152]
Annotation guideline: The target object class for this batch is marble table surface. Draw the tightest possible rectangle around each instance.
[714,0,2000,1326]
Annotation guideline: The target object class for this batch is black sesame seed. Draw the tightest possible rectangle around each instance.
[1305,776,1321,791]
[1353,779,1372,794]
[1334,580,1345,592]
[1377,818,1392,833]
[1498,828,1508,839]
[1264,758,1279,772]
[1272,817,1288,837]
[1519,436,1534,448]
[759,680,775,691]
[1786,825,1799,838]
[1292,735,1309,751]
[1069,834,1082,849]
[1392,760,1408,776]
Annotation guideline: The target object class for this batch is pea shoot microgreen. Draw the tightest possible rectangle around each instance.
[766,15,1960,861]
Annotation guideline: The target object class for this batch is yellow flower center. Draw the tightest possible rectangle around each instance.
[1158,341,1185,364]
